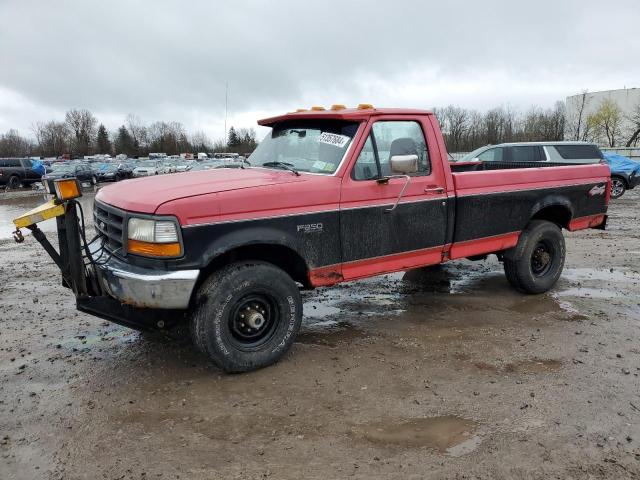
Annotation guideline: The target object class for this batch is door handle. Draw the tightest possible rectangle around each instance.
[424,187,444,194]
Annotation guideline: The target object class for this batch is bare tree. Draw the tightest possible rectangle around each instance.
[567,90,590,141]
[126,113,147,155]
[65,109,97,156]
[32,121,70,157]
[625,102,640,147]
[0,129,32,156]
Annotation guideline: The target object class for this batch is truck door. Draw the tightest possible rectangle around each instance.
[339,118,448,279]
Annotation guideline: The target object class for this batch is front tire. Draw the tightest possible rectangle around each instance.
[191,261,302,373]
[610,176,626,199]
[504,220,565,294]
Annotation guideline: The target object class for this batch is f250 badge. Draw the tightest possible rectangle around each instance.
[297,223,323,234]
[588,184,606,196]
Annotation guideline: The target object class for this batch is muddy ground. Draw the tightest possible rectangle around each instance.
[1,189,639,479]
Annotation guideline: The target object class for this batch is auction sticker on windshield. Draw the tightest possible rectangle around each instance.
[318,132,350,148]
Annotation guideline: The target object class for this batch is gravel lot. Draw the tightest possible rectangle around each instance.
[1,189,639,479]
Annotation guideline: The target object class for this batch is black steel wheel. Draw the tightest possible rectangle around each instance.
[530,240,554,277]
[228,294,279,350]
[191,261,302,372]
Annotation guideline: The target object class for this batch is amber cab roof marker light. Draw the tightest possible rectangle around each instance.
[330,104,346,111]
[357,103,375,110]
[310,106,326,111]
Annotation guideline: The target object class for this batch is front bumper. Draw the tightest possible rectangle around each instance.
[629,172,640,189]
[89,238,199,309]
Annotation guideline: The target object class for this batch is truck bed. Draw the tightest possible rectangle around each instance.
[447,163,609,259]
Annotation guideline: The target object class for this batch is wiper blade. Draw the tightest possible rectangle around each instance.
[261,161,300,176]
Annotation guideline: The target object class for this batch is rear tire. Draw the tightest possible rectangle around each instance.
[610,176,626,199]
[8,175,20,189]
[504,220,565,294]
[190,261,302,373]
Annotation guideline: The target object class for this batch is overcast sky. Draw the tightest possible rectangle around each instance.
[1,0,639,141]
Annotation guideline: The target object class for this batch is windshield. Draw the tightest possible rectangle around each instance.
[52,164,75,173]
[249,120,359,174]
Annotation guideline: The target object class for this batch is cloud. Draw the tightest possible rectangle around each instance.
[1,0,639,140]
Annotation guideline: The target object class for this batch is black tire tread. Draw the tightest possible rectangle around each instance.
[503,220,565,294]
[190,260,302,372]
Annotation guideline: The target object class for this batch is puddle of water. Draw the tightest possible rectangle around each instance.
[59,325,138,350]
[304,301,341,318]
[297,321,367,347]
[356,416,480,454]
[562,267,640,283]
[554,287,624,299]
[0,190,96,239]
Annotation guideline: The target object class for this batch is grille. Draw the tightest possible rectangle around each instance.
[93,201,125,255]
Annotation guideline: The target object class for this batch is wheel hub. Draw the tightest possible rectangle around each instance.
[229,296,276,348]
[245,309,266,329]
[531,243,553,275]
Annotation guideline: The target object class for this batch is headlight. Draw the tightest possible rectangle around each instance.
[127,218,182,257]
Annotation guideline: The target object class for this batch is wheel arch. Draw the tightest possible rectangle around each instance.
[529,200,573,229]
[191,241,311,306]
[611,174,628,187]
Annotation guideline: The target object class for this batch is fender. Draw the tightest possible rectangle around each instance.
[529,195,574,228]
[203,225,303,265]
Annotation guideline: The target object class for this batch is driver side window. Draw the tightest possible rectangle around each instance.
[352,121,430,180]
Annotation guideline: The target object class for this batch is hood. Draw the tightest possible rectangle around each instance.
[96,167,307,213]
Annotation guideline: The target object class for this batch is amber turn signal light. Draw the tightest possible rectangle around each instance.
[54,178,82,201]
[127,239,182,257]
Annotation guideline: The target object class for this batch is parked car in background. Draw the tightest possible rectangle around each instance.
[95,163,127,182]
[160,160,177,174]
[116,161,135,179]
[0,157,44,188]
[42,162,97,185]
[459,142,603,164]
[133,160,162,177]
[602,152,640,198]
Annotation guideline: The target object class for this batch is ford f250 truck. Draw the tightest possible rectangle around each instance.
[12,105,610,372]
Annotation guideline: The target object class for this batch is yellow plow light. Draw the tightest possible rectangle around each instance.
[54,178,82,201]
[13,199,66,229]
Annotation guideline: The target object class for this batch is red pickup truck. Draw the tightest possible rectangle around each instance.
[13,105,610,372]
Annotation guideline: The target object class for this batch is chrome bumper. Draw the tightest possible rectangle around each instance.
[89,239,199,309]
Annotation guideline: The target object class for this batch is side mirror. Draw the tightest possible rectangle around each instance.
[390,154,418,174]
